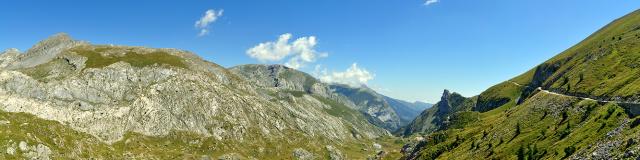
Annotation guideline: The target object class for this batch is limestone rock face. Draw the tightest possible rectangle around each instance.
[326,145,345,160]
[6,33,87,69]
[230,64,405,132]
[0,34,389,157]
[292,148,314,160]
[0,48,21,68]
[330,84,402,131]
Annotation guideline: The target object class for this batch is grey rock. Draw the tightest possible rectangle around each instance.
[0,34,388,148]
[0,48,21,68]
[7,33,87,69]
[293,148,314,160]
[16,141,52,160]
[231,64,401,132]
[329,84,402,131]
[5,146,15,155]
[326,145,345,160]
[373,143,382,152]
[218,153,242,160]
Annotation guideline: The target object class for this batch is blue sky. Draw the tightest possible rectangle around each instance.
[2,0,640,103]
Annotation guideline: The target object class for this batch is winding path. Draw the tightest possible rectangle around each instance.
[506,81,640,105]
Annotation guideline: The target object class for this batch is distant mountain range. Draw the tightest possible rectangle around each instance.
[383,96,433,126]
[231,64,431,131]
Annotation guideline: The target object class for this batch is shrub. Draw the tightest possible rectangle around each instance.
[517,145,526,160]
[631,118,640,128]
[563,145,576,158]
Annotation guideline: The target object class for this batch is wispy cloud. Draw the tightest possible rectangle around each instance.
[195,9,224,36]
[246,33,328,69]
[314,63,374,87]
[424,0,439,6]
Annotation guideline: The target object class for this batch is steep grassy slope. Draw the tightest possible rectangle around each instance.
[403,91,640,159]
[0,109,405,159]
[511,9,640,103]
[401,9,640,159]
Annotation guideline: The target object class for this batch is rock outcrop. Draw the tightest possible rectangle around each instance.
[399,89,475,136]
[6,33,86,70]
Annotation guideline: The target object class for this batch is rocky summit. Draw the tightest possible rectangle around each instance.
[0,33,411,159]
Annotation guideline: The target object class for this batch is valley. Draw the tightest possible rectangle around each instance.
[1,2,640,160]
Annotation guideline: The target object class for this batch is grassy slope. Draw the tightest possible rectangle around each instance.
[405,9,640,159]
[511,9,640,99]
[408,92,639,159]
[0,95,404,159]
[74,47,187,69]
[5,45,406,159]
[18,46,188,82]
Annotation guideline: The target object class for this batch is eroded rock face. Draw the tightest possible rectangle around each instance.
[293,148,314,160]
[6,33,87,70]
[231,64,403,131]
[329,84,402,131]
[0,34,388,154]
[0,48,21,68]
[326,145,345,160]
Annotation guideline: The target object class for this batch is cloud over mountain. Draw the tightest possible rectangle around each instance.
[315,63,374,87]
[246,33,327,69]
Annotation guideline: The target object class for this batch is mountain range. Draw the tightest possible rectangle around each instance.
[2,6,640,160]
[0,33,430,159]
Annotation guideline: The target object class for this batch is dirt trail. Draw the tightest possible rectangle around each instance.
[506,81,640,104]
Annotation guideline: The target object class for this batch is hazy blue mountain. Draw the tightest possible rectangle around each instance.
[383,96,432,126]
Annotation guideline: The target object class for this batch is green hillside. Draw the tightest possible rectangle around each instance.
[512,9,640,103]
[401,9,640,159]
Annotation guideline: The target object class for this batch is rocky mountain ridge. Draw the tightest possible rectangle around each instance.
[230,64,429,132]
[0,33,403,159]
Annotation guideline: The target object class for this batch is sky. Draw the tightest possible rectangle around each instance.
[2,0,640,103]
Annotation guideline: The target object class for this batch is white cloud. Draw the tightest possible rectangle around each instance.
[246,33,327,69]
[424,0,439,6]
[315,63,374,87]
[195,9,223,36]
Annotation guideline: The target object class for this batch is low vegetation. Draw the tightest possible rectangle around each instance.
[405,92,638,159]
[72,47,187,69]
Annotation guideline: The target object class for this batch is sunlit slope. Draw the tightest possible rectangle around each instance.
[512,9,640,103]
[401,9,640,159]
